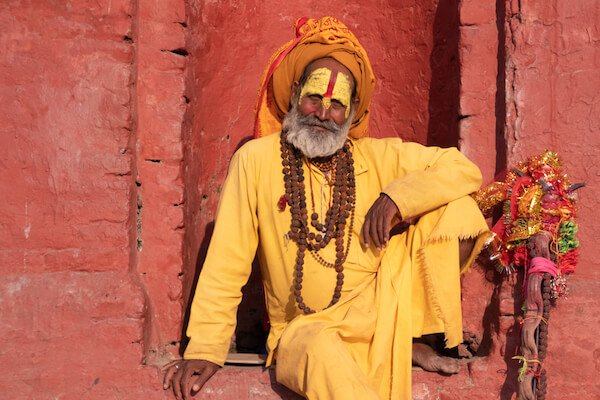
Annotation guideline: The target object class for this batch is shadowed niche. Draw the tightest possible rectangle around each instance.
[426,0,460,148]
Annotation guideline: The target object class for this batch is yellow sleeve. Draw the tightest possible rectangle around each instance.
[183,146,259,366]
[381,143,482,220]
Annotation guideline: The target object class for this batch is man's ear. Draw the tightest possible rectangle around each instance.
[352,97,360,107]
[289,81,301,109]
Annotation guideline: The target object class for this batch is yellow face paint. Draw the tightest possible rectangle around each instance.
[299,67,353,118]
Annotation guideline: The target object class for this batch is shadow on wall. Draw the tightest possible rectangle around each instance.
[426,0,460,148]
[494,0,507,176]
[180,220,214,353]
[180,218,267,355]
[180,135,260,354]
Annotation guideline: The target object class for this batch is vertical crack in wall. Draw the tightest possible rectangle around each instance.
[124,0,158,365]
[129,2,190,366]
[505,0,522,159]
[495,0,508,175]
[179,0,197,355]
[427,1,460,148]
[136,180,143,251]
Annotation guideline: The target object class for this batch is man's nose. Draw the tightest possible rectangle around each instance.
[316,103,331,121]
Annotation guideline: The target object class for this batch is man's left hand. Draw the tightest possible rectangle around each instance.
[361,194,401,250]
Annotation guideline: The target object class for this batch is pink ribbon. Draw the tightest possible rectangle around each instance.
[527,256,558,277]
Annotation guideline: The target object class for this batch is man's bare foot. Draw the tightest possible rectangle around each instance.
[412,342,460,374]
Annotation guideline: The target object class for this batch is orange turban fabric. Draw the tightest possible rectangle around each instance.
[254,16,376,139]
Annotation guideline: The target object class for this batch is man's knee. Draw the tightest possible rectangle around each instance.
[279,321,333,360]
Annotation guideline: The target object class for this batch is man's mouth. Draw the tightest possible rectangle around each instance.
[307,123,335,134]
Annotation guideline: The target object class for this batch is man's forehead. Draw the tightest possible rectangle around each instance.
[304,58,355,86]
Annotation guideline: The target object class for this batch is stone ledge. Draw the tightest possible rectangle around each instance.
[200,361,483,399]
[199,366,302,399]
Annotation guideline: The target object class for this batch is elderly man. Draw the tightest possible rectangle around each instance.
[164,16,488,400]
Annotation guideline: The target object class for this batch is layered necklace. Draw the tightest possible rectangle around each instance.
[280,132,356,314]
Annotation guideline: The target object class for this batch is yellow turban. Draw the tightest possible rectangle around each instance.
[254,16,376,139]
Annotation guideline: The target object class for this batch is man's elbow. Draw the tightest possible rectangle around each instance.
[454,154,483,193]
[467,164,483,192]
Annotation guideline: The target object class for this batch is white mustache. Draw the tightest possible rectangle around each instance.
[282,104,354,159]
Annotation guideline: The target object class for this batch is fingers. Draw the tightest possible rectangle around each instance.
[187,367,214,398]
[180,364,198,400]
[371,205,383,250]
[162,360,183,390]
[183,368,201,400]
[376,204,389,249]
[172,365,185,400]
[381,205,391,244]
[361,195,399,250]
[364,199,382,249]
[361,203,372,247]
[162,359,181,371]
[361,207,372,246]
[164,360,220,400]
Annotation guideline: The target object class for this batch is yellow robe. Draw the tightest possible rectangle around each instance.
[184,132,488,399]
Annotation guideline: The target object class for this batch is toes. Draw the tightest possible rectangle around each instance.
[439,358,460,374]
[412,342,461,374]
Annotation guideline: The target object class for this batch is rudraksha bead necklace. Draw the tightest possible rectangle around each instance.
[310,157,337,185]
[280,132,356,314]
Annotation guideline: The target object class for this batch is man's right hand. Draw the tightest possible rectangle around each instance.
[162,359,220,400]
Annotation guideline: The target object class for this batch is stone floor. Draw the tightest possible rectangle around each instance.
[199,366,302,399]
[197,361,483,399]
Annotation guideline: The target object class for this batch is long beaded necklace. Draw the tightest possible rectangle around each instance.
[280,132,356,314]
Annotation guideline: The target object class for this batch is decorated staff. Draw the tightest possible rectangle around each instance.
[473,150,584,400]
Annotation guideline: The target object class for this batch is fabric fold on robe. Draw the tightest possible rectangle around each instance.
[275,196,488,399]
[184,132,489,399]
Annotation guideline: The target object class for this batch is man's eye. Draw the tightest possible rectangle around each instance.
[304,95,321,105]
[330,100,345,110]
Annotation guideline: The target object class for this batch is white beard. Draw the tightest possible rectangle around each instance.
[282,103,354,159]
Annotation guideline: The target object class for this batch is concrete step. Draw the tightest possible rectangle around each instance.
[200,365,302,399]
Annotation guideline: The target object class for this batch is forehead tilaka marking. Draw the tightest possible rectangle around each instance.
[299,67,352,118]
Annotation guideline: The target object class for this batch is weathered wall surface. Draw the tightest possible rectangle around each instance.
[413,1,514,398]
[415,1,600,399]
[135,0,187,365]
[503,0,600,398]
[2,0,598,399]
[0,1,183,398]
[458,0,500,182]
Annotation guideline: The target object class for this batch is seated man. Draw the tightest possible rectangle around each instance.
[164,16,488,400]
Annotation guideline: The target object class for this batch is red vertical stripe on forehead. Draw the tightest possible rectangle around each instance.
[323,72,337,98]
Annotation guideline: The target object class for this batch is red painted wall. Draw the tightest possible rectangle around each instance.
[2,0,598,399]
[504,0,600,397]
[0,1,157,398]
[0,1,185,398]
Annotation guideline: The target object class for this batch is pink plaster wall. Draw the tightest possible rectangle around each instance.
[135,0,188,364]
[503,0,600,397]
[0,0,185,398]
[458,0,500,182]
[0,1,152,398]
[1,0,598,399]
